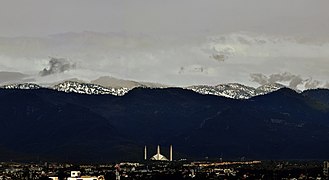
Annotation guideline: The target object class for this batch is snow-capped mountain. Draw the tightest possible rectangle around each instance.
[53,81,285,99]
[53,81,129,96]
[0,80,286,99]
[188,83,285,99]
[1,83,41,89]
[255,83,285,95]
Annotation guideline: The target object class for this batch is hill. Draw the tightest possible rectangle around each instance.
[0,87,329,162]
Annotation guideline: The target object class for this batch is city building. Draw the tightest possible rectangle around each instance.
[324,161,329,177]
[67,171,104,180]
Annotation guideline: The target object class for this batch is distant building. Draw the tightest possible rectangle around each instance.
[148,145,173,161]
[67,171,104,180]
[324,161,329,177]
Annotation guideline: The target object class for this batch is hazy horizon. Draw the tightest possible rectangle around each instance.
[1,0,329,89]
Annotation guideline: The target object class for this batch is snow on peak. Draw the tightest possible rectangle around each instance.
[188,83,285,99]
[0,80,285,99]
[1,83,41,90]
[256,83,285,95]
[53,81,129,96]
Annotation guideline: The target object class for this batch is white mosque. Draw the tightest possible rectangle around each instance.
[144,145,173,161]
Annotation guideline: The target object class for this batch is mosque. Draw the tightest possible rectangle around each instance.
[144,145,173,161]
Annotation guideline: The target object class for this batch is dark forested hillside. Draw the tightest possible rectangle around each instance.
[0,87,329,162]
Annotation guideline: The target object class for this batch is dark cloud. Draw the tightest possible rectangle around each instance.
[39,57,76,76]
[268,72,296,84]
[211,54,227,62]
[250,73,268,85]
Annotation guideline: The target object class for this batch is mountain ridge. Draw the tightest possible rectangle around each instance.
[1,86,329,162]
[0,81,295,99]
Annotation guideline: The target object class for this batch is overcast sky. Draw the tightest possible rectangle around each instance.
[0,0,329,89]
[1,0,329,37]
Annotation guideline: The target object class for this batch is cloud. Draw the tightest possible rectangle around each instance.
[211,54,227,62]
[1,32,329,87]
[268,72,296,84]
[250,72,329,90]
[250,72,307,89]
[0,71,27,84]
[288,76,304,89]
[39,57,76,76]
[304,78,321,89]
[324,82,329,88]
[250,73,268,85]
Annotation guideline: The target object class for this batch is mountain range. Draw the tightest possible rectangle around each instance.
[0,82,329,162]
[1,79,286,99]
